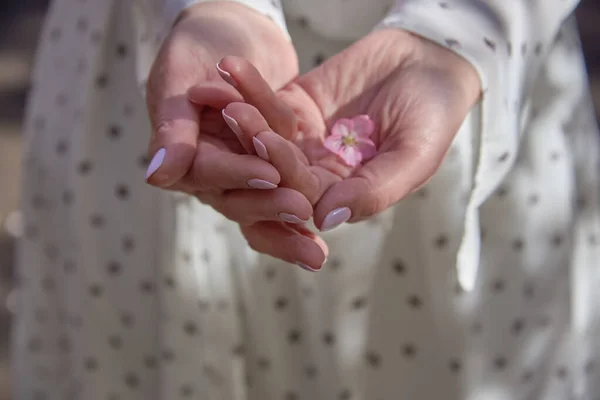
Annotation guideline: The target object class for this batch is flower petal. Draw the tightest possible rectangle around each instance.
[331,119,354,137]
[324,136,344,154]
[352,115,374,137]
[357,138,377,161]
[340,145,363,167]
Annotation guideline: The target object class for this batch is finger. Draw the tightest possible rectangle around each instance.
[184,134,281,192]
[146,81,241,188]
[241,222,328,271]
[314,144,442,231]
[216,56,297,140]
[206,187,313,225]
[222,102,336,202]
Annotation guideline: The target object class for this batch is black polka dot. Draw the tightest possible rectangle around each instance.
[351,296,367,310]
[32,390,47,400]
[528,193,540,206]
[407,295,422,309]
[339,389,352,400]
[297,17,309,28]
[76,17,88,32]
[449,358,462,373]
[62,190,74,205]
[139,280,154,293]
[124,372,139,389]
[521,369,534,382]
[511,318,525,335]
[498,152,510,162]
[181,251,191,263]
[28,337,42,352]
[120,312,134,328]
[551,234,563,248]
[257,357,271,370]
[179,383,194,397]
[108,125,122,139]
[512,238,524,251]
[96,74,109,88]
[183,321,198,336]
[108,335,122,349]
[401,343,417,358]
[304,364,318,378]
[285,391,298,400]
[439,2,449,8]
[483,37,497,51]
[313,53,326,66]
[162,349,175,362]
[107,261,122,276]
[89,213,105,228]
[491,279,505,293]
[323,331,335,346]
[115,184,129,200]
[57,335,70,352]
[556,366,568,379]
[116,43,128,58]
[62,258,75,274]
[288,329,302,344]
[56,139,69,155]
[89,283,103,297]
[494,356,507,370]
[138,154,150,168]
[393,259,407,275]
[434,234,448,248]
[521,42,528,56]
[496,185,508,198]
[507,42,513,56]
[144,355,157,369]
[232,344,245,357]
[49,27,61,41]
[534,42,543,55]
[265,266,276,280]
[585,359,595,374]
[164,275,175,288]
[122,235,135,252]
[366,351,381,368]
[84,357,98,371]
[445,38,461,49]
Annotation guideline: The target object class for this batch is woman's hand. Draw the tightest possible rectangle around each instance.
[144,1,298,189]
[213,29,481,232]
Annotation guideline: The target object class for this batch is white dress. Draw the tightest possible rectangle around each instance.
[12,0,600,399]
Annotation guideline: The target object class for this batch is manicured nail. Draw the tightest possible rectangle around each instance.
[145,148,166,180]
[253,136,269,161]
[222,110,243,139]
[321,207,352,232]
[279,213,306,224]
[296,262,320,272]
[216,62,237,87]
[247,179,277,190]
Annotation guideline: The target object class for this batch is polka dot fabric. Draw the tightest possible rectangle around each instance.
[12,0,600,399]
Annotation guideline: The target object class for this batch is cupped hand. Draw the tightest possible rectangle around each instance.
[211,29,481,232]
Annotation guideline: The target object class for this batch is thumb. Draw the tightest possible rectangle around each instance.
[145,79,241,187]
[314,142,444,232]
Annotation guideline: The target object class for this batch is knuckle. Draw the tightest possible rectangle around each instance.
[355,177,387,219]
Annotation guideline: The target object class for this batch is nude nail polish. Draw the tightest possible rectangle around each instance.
[216,63,237,87]
[247,179,277,190]
[253,137,269,161]
[145,148,166,180]
[296,262,320,272]
[320,207,352,232]
[279,213,306,224]
[222,110,243,139]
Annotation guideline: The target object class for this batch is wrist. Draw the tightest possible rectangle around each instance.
[174,2,297,87]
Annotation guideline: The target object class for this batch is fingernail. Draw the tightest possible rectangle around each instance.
[216,62,237,87]
[296,262,320,272]
[247,179,277,190]
[253,136,269,161]
[222,110,243,139]
[279,213,306,224]
[145,148,166,180]
[321,207,352,232]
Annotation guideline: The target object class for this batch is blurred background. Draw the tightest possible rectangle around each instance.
[0,1,599,399]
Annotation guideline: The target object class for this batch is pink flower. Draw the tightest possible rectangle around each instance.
[323,115,377,167]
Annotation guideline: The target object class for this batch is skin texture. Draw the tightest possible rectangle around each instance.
[146,3,482,269]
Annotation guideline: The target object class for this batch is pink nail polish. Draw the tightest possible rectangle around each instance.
[145,148,166,180]
[222,110,244,139]
[296,262,320,272]
[253,137,269,161]
[216,63,237,87]
[320,207,352,232]
[279,213,306,224]
[247,179,277,190]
